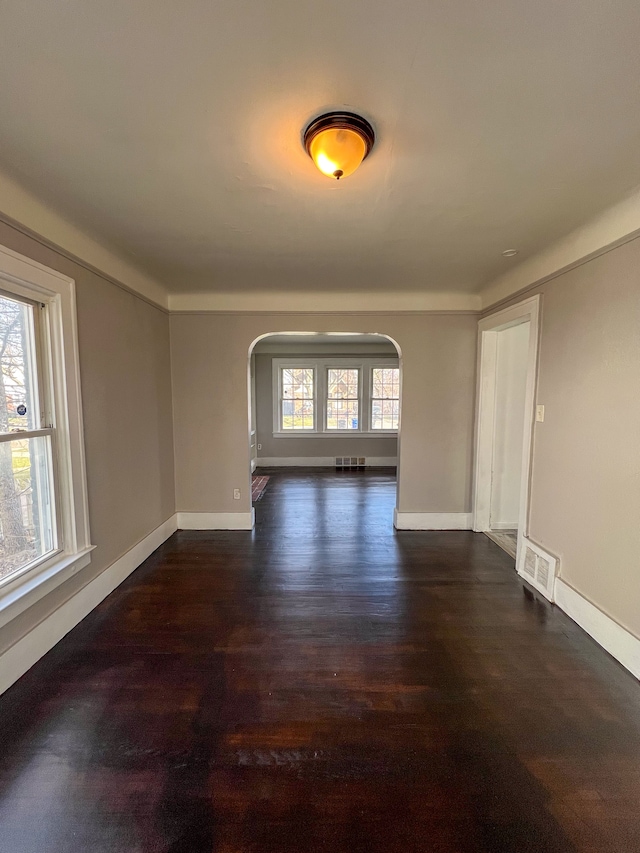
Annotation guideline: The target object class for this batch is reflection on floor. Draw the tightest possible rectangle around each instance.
[1,470,639,852]
[251,474,270,502]
[486,528,518,559]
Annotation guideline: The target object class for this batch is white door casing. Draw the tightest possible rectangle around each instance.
[472,295,541,572]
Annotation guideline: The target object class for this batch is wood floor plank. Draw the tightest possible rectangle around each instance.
[0,469,639,852]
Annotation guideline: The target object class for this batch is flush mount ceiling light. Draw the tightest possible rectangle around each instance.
[303,111,375,180]
[502,248,519,257]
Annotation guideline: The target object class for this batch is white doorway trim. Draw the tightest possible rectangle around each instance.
[472,295,541,570]
[246,331,404,529]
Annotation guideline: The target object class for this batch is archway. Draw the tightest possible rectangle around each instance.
[247,332,403,527]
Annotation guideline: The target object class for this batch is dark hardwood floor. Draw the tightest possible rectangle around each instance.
[1,469,639,852]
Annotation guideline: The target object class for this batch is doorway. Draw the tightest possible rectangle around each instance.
[247,332,403,527]
[473,296,540,569]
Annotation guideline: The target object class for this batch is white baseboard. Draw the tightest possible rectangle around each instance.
[251,458,257,473]
[177,510,255,530]
[394,510,472,530]
[256,456,397,468]
[491,521,519,530]
[554,578,640,680]
[0,513,178,697]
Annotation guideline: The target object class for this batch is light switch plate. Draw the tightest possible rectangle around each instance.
[536,404,545,422]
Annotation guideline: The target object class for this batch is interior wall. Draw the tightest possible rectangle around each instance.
[171,313,477,515]
[254,350,398,461]
[485,235,640,639]
[491,321,530,528]
[0,219,175,656]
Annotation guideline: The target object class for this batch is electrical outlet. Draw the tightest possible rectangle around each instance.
[233,488,241,500]
[257,443,262,450]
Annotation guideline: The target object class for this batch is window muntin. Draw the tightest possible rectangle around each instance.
[280,367,315,430]
[326,368,359,430]
[0,291,57,582]
[371,367,400,430]
[272,357,399,436]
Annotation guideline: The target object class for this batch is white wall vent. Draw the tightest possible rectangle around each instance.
[517,537,558,601]
[335,457,366,470]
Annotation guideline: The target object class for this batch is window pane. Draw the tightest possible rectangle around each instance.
[327,368,358,399]
[371,399,399,430]
[372,368,399,400]
[280,367,315,429]
[0,435,55,582]
[0,293,40,434]
[327,401,359,430]
[372,367,399,429]
[281,398,314,430]
[282,368,313,398]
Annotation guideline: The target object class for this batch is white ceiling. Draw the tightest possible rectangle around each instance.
[2,0,640,297]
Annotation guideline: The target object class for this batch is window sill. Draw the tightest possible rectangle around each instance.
[272,431,398,439]
[0,546,96,631]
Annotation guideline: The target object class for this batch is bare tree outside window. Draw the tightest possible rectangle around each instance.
[327,368,359,429]
[273,358,399,436]
[0,293,55,581]
[281,368,315,430]
[371,368,400,430]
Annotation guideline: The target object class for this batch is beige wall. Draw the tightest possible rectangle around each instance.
[254,352,398,460]
[486,236,640,638]
[0,220,175,655]
[4,196,636,672]
[171,313,477,515]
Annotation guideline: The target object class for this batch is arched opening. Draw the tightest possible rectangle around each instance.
[247,332,403,527]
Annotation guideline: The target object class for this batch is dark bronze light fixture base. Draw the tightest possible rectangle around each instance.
[303,111,375,160]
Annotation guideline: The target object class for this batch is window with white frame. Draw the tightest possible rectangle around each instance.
[0,291,56,581]
[279,366,315,430]
[0,244,92,606]
[326,368,359,430]
[273,358,399,436]
[371,367,400,430]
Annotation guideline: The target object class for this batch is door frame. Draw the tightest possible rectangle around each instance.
[247,331,404,525]
[472,295,540,567]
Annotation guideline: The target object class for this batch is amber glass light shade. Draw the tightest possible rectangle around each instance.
[309,128,367,179]
[304,112,375,180]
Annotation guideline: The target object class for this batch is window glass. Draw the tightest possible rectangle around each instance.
[327,368,359,430]
[281,367,315,430]
[371,367,400,430]
[0,436,55,581]
[0,293,56,582]
[0,293,40,433]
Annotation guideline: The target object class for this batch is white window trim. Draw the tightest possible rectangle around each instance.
[0,243,94,630]
[368,362,402,435]
[274,359,317,434]
[272,357,399,437]
[325,365,361,434]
